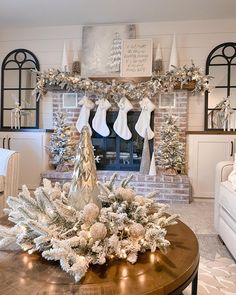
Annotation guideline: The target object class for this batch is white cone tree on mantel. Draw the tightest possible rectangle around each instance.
[61,41,69,72]
[169,34,178,71]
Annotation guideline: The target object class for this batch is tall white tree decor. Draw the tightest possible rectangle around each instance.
[47,112,76,171]
[157,114,185,175]
[149,152,157,176]
[139,130,151,174]
[108,32,122,73]
[61,41,69,72]
[0,125,179,282]
[169,34,178,71]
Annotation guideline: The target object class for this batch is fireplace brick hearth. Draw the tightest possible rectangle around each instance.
[41,170,191,203]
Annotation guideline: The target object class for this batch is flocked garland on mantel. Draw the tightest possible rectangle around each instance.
[34,61,213,102]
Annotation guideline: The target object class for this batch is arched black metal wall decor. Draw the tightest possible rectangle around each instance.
[1,48,40,129]
[205,42,236,130]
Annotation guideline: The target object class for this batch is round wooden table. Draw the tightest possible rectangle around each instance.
[0,217,199,295]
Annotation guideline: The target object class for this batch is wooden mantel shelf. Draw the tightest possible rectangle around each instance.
[186,130,236,135]
[45,79,196,92]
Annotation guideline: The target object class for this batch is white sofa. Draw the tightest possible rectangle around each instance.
[215,161,236,260]
[0,148,20,217]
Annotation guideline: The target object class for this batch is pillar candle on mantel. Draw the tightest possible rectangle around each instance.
[61,42,69,72]
[168,34,178,71]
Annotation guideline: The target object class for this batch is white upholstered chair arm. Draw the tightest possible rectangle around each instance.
[214,161,233,231]
[4,152,20,198]
[215,161,233,197]
[0,150,20,217]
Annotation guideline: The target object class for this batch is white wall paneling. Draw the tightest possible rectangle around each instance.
[1,19,236,129]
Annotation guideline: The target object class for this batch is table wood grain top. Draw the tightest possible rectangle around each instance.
[0,216,199,295]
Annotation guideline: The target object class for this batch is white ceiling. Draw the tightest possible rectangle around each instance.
[0,0,236,27]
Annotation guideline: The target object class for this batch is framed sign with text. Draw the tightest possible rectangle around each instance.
[121,39,153,77]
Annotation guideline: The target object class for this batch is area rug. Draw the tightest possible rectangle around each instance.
[183,234,236,295]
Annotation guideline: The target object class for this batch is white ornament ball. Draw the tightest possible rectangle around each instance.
[134,195,146,205]
[90,222,107,241]
[130,223,145,238]
[115,187,136,203]
[83,203,100,223]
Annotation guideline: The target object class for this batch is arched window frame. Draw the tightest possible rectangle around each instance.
[205,42,236,130]
[1,48,40,129]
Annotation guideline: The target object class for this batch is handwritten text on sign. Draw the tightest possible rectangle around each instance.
[121,39,153,77]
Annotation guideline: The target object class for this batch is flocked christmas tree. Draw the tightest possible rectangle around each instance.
[47,112,76,171]
[108,32,122,73]
[157,113,185,175]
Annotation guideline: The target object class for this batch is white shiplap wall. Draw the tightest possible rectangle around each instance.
[0,19,236,130]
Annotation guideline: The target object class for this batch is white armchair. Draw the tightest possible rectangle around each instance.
[215,161,236,260]
[0,148,20,217]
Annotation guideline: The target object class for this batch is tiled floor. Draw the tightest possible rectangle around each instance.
[168,200,216,235]
[169,200,236,295]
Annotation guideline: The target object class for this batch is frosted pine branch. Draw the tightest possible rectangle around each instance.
[0,176,180,282]
[120,175,133,188]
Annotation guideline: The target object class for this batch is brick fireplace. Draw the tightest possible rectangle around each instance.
[52,90,188,148]
[43,89,191,203]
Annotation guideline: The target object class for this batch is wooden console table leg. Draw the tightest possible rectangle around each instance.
[191,271,198,295]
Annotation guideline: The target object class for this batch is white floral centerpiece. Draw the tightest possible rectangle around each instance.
[0,127,179,282]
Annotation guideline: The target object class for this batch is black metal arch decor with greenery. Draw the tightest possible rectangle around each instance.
[205,42,236,130]
[1,48,40,129]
